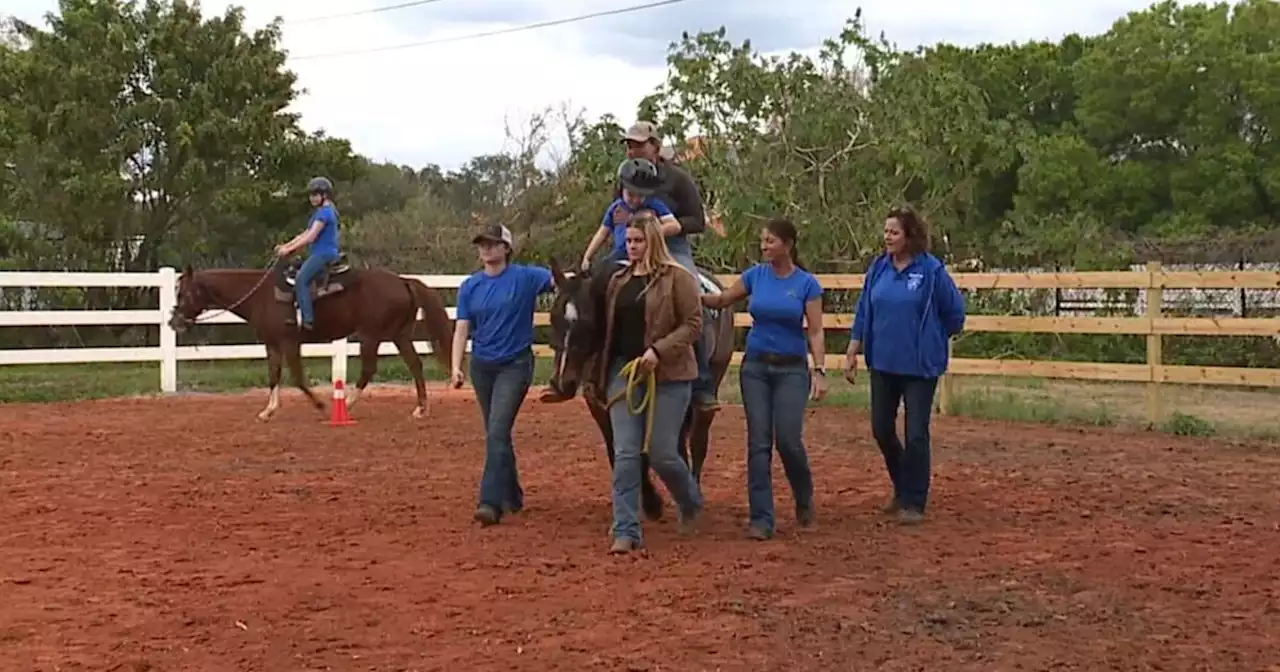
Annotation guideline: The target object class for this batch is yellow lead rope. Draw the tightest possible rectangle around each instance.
[604,358,657,454]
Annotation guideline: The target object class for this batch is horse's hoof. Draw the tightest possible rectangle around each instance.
[256,412,274,422]
[642,498,665,522]
[411,406,426,419]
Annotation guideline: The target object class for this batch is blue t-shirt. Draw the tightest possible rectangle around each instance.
[456,264,555,364]
[742,263,824,357]
[601,197,673,254]
[308,203,341,257]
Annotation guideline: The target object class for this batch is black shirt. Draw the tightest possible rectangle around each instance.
[610,274,649,361]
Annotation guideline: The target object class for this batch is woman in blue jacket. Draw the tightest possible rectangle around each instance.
[844,207,966,525]
[450,223,555,527]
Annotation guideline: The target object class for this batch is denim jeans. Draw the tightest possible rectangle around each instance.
[667,247,715,404]
[294,251,337,324]
[739,357,815,532]
[470,350,534,513]
[868,369,939,513]
[607,358,703,543]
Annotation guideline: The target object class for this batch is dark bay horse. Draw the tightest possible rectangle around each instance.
[167,257,454,421]
[542,257,735,521]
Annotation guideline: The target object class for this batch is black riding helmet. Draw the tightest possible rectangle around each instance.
[617,158,661,196]
[307,176,334,197]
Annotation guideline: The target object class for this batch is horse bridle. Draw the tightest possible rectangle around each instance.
[173,262,275,327]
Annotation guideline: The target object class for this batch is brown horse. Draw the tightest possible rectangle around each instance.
[542,256,736,521]
[167,256,454,421]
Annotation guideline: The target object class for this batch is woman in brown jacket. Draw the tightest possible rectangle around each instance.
[594,210,705,554]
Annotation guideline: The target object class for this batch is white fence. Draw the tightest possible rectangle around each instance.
[0,267,471,393]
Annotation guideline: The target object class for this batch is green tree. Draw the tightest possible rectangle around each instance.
[0,0,362,277]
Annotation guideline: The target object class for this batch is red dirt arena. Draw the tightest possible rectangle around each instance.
[2,385,1278,671]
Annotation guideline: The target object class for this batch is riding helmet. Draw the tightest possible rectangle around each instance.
[617,158,662,196]
[307,176,334,196]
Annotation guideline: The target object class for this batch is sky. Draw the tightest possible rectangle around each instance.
[6,0,1158,172]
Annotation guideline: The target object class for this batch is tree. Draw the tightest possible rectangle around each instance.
[0,0,363,278]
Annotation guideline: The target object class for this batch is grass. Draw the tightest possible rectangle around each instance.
[3,356,1279,441]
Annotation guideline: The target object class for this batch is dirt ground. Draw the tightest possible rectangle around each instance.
[2,386,1278,672]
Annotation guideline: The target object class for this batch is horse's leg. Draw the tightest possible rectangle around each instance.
[392,333,429,419]
[257,344,284,422]
[284,340,325,412]
[677,407,692,466]
[586,398,615,467]
[347,338,379,412]
[689,406,714,484]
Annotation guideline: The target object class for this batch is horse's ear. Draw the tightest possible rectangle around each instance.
[182,263,194,278]
[549,257,568,288]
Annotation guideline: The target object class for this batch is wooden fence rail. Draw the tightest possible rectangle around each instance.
[3,262,1278,423]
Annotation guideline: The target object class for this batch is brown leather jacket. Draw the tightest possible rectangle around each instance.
[593,262,703,391]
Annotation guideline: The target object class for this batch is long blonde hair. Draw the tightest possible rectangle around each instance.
[628,210,686,276]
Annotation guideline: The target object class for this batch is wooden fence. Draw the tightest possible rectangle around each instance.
[3,262,1279,423]
[716,261,1280,423]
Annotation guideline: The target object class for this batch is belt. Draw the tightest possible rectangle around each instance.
[745,351,806,366]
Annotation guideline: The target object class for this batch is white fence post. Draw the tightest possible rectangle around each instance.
[158,266,178,393]
[332,337,348,386]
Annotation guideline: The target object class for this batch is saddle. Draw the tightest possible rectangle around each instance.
[272,253,359,303]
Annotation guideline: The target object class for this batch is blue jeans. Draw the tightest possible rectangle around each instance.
[294,251,337,324]
[868,369,939,513]
[470,350,534,513]
[740,357,814,532]
[607,358,703,543]
[667,247,715,405]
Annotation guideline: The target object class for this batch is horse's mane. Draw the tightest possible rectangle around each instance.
[584,257,620,301]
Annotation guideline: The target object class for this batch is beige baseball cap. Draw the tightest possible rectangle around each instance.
[623,120,661,144]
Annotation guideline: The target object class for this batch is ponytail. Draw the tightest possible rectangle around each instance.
[765,217,806,271]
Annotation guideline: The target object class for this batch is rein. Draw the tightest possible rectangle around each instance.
[188,261,276,324]
[604,357,657,455]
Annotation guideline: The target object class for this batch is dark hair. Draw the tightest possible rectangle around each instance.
[886,206,931,255]
[765,217,805,270]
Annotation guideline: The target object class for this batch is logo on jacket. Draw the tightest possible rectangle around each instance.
[906,272,923,291]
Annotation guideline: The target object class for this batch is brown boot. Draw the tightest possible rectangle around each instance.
[609,537,641,554]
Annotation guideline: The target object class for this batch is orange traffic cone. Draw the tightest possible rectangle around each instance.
[329,379,357,426]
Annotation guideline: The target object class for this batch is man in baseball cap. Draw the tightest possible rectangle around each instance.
[471,223,514,248]
[613,119,719,412]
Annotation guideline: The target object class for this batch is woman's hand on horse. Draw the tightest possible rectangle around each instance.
[579,256,592,272]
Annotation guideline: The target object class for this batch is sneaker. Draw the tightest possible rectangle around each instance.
[746,523,774,540]
[896,509,925,525]
[473,504,500,526]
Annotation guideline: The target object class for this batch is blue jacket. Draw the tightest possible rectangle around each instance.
[850,252,966,379]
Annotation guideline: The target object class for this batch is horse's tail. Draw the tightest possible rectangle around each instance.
[403,277,454,370]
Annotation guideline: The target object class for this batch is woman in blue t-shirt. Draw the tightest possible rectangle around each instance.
[702,218,827,540]
[450,223,556,527]
[844,207,966,526]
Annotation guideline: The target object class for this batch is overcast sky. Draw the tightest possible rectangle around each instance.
[6,0,1156,171]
